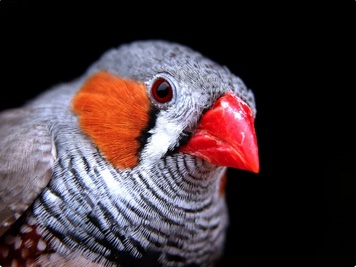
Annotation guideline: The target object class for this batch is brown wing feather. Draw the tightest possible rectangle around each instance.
[0,108,55,236]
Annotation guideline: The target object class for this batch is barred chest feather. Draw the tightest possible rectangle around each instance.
[0,140,229,267]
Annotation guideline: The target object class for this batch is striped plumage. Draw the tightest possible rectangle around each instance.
[0,40,259,266]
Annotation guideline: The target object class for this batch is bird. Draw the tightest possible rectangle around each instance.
[0,40,259,267]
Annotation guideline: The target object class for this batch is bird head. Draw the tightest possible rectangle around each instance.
[71,40,259,174]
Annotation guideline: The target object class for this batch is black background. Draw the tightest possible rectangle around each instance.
[0,1,355,267]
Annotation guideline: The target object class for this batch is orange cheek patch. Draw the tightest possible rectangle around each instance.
[72,71,150,169]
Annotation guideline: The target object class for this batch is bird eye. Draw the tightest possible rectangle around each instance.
[151,78,173,103]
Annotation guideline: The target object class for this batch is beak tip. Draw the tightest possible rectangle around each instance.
[252,164,260,174]
[232,156,260,174]
[248,151,260,174]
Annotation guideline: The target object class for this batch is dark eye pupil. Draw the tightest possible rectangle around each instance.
[156,82,170,98]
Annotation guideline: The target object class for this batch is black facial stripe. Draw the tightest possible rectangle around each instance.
[166,130,193,157]
[136,106,159,157]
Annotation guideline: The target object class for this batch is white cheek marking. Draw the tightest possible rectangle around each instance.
[37,239,47,251]
[36,226,43,235]
[27,216,37,226]
[14,235,22,250]
[141,118,183,167]
[20,225,33,234]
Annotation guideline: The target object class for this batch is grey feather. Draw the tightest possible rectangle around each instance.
[0,108,56,236]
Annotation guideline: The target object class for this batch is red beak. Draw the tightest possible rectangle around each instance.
[179,92,260,173]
